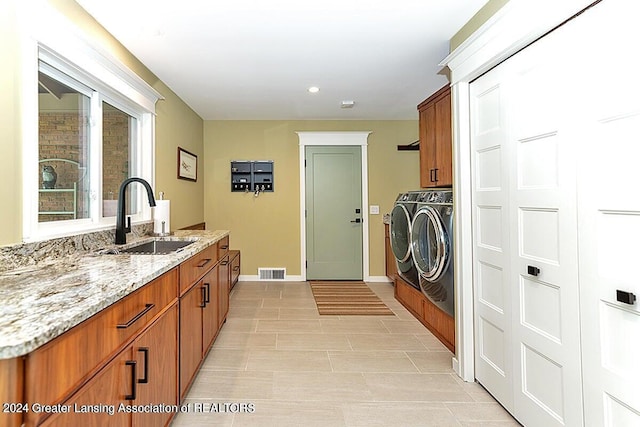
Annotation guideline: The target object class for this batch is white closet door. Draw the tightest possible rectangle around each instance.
[470,62,514,411]
[575,1,640,425]
[471,10,584,426]
[506,29,583,427]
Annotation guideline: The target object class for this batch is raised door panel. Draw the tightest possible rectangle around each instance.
[40,350,131,427]
[179,282,204,399]
[202,266,219,353]
[132,304,178,427]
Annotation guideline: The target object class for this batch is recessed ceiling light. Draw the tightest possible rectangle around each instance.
[341,100,355,109]
[308,86,320,94]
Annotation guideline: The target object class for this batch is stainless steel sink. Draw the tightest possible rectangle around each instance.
[121,240,194,254]
[100,239,195,255]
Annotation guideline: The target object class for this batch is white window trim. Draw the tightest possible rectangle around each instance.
[19,1,163,242]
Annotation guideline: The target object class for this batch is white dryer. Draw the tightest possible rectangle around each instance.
[410,189,454,316]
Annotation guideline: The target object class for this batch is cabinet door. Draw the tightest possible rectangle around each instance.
[132,304,178,427]
[42,351,132,427]
[202,265,219,353]
[419,102,437,188]
[218,255,230,329]
[179,282,203,398]
[433,92,452,186]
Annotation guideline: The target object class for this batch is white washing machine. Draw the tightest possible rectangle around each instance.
[410,189,454,316]
[390,192,420,289]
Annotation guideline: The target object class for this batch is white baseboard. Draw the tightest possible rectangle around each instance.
[366,275,394,283]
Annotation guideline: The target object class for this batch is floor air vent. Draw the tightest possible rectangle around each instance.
[258,268,286,280]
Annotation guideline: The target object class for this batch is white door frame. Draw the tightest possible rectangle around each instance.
[297,131,371,281]
[440,0,595,381]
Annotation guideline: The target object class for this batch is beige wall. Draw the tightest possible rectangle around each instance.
[204,121,420,278]
[450,0,511,51]
[0,0,204,245]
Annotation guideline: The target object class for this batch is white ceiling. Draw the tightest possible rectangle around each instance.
[75,0,487,120]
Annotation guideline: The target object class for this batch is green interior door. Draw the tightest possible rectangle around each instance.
[305,146,363,280]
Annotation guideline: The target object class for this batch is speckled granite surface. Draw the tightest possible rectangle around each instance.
[0,222,154,273]
[0,229,229,359]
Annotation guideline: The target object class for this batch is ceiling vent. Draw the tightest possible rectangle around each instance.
[340,100,355,109]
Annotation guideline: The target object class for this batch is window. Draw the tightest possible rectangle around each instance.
[23,39,162,242]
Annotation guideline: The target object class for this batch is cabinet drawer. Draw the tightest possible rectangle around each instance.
[229,250,240,288]
[24,268,178,425]
[217,235,229,258]
[179,243,218,295]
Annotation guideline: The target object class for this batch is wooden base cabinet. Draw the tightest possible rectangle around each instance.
[394,276,455,353]
[179,238,230,399]
[218,255,230,326]
[384,223,396,282]
[41,304,178,427]
[229,250,240,289]
[3,237,231,427]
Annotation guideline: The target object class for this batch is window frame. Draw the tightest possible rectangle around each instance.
[21,14,162,242]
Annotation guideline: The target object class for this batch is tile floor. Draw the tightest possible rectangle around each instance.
[171,281,520,427]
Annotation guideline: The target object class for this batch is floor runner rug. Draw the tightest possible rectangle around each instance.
[309,281,395,315]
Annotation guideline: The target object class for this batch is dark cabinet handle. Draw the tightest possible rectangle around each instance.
[350,218,362,223]
[125,360,137,400]
[220,245,229,250]
[196,258,211,268]
[200,285,207,308]
[117,304,155,329]
[429,169,435,182]
[527,266,540,276]
[221,260,229,266]
[138,347,149,384]
[233,266,240,271]
[617,290,637,305]
[434,168,439,182]
[204,282,211,303]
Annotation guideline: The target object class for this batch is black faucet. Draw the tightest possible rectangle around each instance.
[115,177,156,244]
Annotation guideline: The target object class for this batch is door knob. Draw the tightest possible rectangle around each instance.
[350,218,361,223]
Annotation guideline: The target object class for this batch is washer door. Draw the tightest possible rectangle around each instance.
[390,204,412,262]
[410,206,450,282]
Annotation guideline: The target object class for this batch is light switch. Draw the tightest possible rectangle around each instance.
[369,205,380,215]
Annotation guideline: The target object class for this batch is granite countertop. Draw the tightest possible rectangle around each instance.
[0,230,229,360]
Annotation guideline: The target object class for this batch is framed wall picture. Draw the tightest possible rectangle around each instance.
[177,147,197,181]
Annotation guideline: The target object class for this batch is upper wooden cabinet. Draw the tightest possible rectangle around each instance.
[418,85,453,188]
